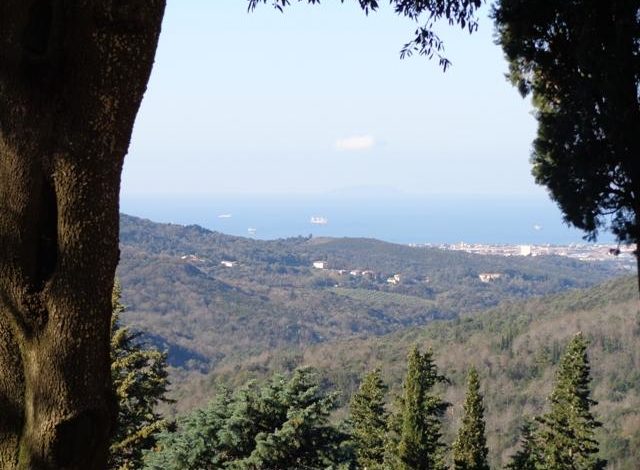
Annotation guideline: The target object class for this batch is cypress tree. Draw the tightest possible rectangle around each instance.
[505,419,539,470]
[452,367,489,470]
[535,333,606,470]
[392,346,449,470]
[109,281,172,470]
[350,369,388,469]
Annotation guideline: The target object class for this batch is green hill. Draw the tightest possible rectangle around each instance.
[118,214,622,373]
[188,276,639,468]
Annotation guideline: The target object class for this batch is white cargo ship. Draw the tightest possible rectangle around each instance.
[310,216,328,225]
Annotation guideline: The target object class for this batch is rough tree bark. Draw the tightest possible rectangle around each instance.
[0,1,165,468]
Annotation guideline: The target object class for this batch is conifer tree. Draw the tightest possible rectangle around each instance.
[144,367,350,469]
[144,389,232,470]
[389,346,449,470]
[535,333,606,470]
[109,282,172,470]
[239,368,347,469]
[350,369,388,469]
[452,367,489,470]
[505,419,539,470]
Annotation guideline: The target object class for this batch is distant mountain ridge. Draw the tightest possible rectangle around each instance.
[117,214,621,373]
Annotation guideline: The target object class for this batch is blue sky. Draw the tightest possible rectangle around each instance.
[122,0,541,198]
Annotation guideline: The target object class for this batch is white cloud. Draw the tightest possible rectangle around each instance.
[335,135,375,151]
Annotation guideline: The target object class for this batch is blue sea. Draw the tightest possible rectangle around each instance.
[121,194,613,246]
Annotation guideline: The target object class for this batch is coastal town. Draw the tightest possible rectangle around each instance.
[415,242,637,270]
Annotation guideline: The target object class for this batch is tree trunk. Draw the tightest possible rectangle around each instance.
[0,1,165,468]
[636,242,640,300]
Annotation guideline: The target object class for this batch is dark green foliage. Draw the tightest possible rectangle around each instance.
[349,369,388,469]
[144,367,350,469]
[109,282,172,470]
[505,420,539,470]
[452,367,489,470]
[493,1,640,262]
[247,0,482,69]
[202,276,638,467]
[388,346,449,470]
[535,334,606,469]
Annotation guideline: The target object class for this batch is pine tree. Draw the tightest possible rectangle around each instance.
[505,419,539,470]
[388,346,449,470]
[144,389,232,470]
[350,369,388,469]
[109,281,172,470]
[452,367,489,470]
[144,367,350,469]
[241,368,348,469]
[535,333,606,470]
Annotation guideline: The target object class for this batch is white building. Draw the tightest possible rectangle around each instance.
[387,274,401,285]
[181,254,204,262]
[221,260,236,268]
[479,273,502,283]
[313,261,327,269]
[519,245,532,256]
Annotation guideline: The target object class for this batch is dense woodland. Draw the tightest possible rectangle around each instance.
[112,215,639,468]
[112,276,636,469]
[164,276,639,468]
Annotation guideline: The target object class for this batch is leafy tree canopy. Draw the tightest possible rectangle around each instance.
[493,1,640,264]
[248,0,484,69]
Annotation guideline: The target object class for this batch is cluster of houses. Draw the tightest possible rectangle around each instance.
[312,260,402,286]
[179,255,504,285]
[314,260,504,286]
[179,254,237,268]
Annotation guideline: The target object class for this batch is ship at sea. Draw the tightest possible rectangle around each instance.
[310,216,328,225]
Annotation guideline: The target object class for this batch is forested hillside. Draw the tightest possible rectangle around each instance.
[183,276,638,468]
[116,215,638,467]
[117,214,622,373]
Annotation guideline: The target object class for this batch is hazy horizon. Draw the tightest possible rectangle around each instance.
[121,192,611,246]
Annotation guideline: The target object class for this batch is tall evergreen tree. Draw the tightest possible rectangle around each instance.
[387,346,449,470]
[535,333,606,470]
[109,282,172,470]
[350,369,388,469]
[505,419,539,470]
[452,367,489,470]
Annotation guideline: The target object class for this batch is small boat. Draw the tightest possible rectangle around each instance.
[248,228,257,236]
[218,214,232,219]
